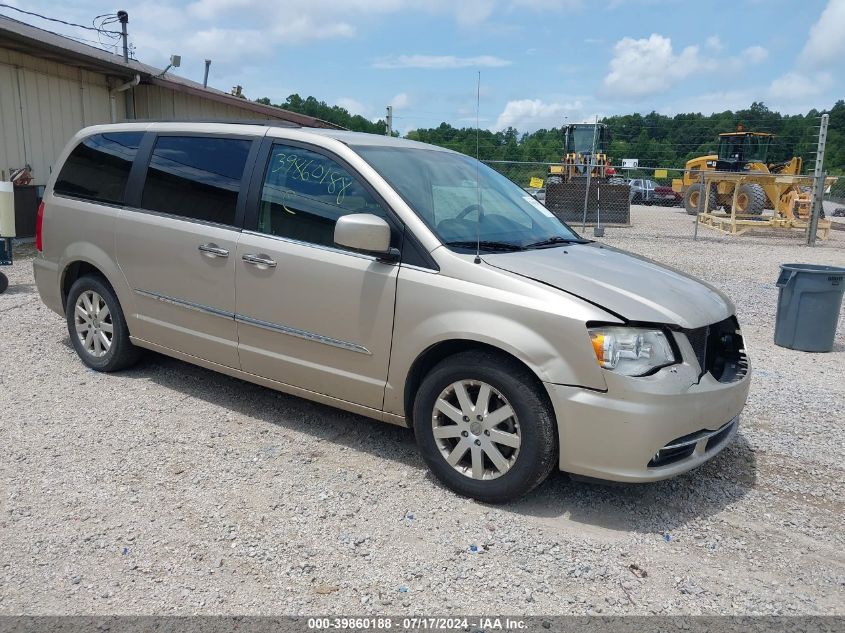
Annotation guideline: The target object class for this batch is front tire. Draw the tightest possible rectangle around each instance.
[684,183,716,215]
[66,275,141,372]
[413,351,557,503]
[734,183,765,215]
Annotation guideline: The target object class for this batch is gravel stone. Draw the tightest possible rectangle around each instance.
[1,210,844,615]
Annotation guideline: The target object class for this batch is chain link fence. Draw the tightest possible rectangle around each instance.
[485,156,842,245]
[484,161,633,229]
[825,177,845,215]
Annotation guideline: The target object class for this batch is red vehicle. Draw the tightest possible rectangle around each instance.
[628,179,683,207]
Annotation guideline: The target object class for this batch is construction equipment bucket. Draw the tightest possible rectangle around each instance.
[774,264,845,352]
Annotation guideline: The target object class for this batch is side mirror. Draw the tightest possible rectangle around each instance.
[334,214,397,260]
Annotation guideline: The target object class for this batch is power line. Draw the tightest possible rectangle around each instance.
[0,3,120,34]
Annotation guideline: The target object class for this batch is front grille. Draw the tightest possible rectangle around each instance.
[648,419,737,468]
[705,421,735,451]
[648,443,695,468]
[683,317,748,382]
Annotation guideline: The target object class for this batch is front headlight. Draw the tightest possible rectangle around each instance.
[588,327,676,376]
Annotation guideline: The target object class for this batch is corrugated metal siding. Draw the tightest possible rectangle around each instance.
[0,48,117,185]
[134,84,271,121]
[0,61,26,180]
[0,46,302,187]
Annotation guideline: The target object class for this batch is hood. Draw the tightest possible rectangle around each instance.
[483,243,733,329]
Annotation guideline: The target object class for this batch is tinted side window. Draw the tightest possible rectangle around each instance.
[258,144,389,248]
[54,132,143,204]
[141,136,251,225]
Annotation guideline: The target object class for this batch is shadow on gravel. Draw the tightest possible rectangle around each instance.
[123,351,423,464]
[104,350,757,533]
[502,433,757,533]
[1,282,35,295]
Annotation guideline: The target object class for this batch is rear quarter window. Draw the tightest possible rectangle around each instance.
[54,132,144,204]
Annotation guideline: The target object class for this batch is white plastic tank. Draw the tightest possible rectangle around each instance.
[0,182,15,238]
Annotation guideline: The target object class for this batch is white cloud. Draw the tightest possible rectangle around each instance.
[742,45,768,64]
[603,34,713,98]
[600,35,766,100]
[756,1,842,112]
[705,35,722,51]
[493,98,583,132]
[184,0,501,33]
[184,29,267,63]
[269,16,356,42]
[445,0,496,24]
[187,0,259,20]
[336,97,369,117]
[799,0,845,67]
[186,0,360,44]
[769,71,833,101]
[373,54,512,69]
[390,92,411,109]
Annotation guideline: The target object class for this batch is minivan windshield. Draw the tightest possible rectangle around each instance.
[351,146,583,252]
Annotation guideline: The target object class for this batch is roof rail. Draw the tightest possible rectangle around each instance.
[115,118,304,128]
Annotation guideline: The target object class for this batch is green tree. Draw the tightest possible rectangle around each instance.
[250,94,845,175]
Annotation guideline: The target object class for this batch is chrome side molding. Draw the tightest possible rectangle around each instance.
[134,289,370,355]
[235,314,371,355]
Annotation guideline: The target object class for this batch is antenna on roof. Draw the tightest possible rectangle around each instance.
[474,70,482,265]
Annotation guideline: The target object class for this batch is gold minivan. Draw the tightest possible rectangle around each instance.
[34,122,750,502]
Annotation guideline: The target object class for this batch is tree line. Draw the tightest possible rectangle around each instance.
[257,95,845,176]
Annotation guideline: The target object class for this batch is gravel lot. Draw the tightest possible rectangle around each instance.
[1,206,844,616]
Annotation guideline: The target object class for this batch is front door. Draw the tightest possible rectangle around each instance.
[235,142,399,410]
[115,134,254,368]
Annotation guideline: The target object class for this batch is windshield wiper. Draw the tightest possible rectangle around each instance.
[444,240,525,252]
[523,236,590,249]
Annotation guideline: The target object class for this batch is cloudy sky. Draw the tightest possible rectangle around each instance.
[4,0,843,133]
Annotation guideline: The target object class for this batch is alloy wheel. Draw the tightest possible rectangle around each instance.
[431,380,521,480]
[74,290,113,357]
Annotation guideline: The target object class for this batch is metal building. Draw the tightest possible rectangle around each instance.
[0,14,338,191]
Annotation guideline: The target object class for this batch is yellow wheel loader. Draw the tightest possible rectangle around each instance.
[544,122,629,225]
[674,129,810,217]
[548,124,614,183]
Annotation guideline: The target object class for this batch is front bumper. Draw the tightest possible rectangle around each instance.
[545,361,750,482]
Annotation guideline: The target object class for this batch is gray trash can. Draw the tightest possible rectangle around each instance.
[774,263,845,352]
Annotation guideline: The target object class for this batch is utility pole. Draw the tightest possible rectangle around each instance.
[203,59,211,88]
[807,113,828,246]
[385,105,393,136]
[114,10,135,119]
[117,10,129,63]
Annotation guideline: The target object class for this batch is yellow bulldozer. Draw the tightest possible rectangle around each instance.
[673,128,810,216]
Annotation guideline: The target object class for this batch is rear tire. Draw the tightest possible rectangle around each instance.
[66,275,141,372]
[0,271,7,294]
[413,351,557,503]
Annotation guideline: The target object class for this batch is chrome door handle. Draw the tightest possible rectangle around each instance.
[198,243,229,257]
[242,253,277,268]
